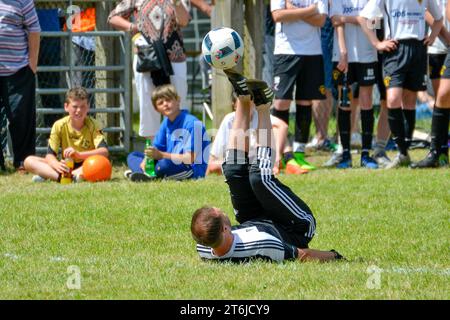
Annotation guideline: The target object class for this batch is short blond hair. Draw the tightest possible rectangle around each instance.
[151,84,180,110]
[65,87,89,104]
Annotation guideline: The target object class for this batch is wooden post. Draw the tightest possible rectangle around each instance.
[95,1,120,146]
[211,0,244,130]
[244,0,263,80]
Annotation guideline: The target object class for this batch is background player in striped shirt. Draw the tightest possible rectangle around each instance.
[191,71,344,263]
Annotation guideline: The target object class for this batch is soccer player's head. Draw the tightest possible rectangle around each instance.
[191,206,231,247]
[64,87,90,123]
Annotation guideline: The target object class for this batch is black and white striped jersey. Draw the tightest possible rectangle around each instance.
[196,219,299,263]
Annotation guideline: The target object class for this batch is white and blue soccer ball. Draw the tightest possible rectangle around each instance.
[201,27,244,70]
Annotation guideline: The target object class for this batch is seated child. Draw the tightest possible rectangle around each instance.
[24,87,109,182]
[125,84,210,182]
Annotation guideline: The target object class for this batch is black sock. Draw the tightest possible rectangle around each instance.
[403,109,416,149]
[338,108,351,156]
[283,151,294,163]
[388,108,408,155]
[271,109,289,125]
[361,109,374,155]
[295,105,312,144]
[431,106,450,154]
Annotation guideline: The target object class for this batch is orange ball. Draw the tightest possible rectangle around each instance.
[82,155,112,182]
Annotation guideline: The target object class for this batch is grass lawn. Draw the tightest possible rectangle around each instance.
[0,148,449,300]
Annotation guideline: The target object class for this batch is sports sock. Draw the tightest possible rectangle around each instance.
[271,109,289,125]
[402,109,416,149]
[388,108,408,155]
[295,105,312,144]
[283,151,294,163]
[361,109,374,155]
[338,108,351,157]
[431,106,450,154]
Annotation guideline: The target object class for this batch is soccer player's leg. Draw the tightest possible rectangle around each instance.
[412,53,450,168]
[357,62,378,169]
[293,55,326,171]
[271,55,302,173]
[248,82,316,247]
[222,71,265,223]
[383,48,411,169]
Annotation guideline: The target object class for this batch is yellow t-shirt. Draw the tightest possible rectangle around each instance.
[48,116,107,163]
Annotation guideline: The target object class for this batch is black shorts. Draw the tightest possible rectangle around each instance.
[428,53,447,80]
[382,39,427,91]
[353,59,386,100]
[332,62,377,87]
[273,54,326,101]
[222,148,315,248]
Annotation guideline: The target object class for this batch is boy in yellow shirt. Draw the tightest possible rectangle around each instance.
[24,87,109,182]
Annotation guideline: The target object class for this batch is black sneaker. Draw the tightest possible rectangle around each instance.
[247,79,274,106]
[330,249,346,261]
[130,172,157,182]
[223,69,250,96]
[411,151,439,168]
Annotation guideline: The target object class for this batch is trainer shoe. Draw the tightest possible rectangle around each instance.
[336,155,352,169]
[293,152,316,170]
[330,249,347,261]
[223,69,250,96]
[285,159,309,175]
[360,154,379,169]
[410,151,439,169]
[247,79,274,106]
[129,172,156,182]
[373,149,392,168]
[31,175,46,183]
[123,169,133,179]
[323,151,343,167]
[384,153,411,169]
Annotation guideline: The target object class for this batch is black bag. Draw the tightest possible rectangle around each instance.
[135,3,173,78]
[136,38,169,73]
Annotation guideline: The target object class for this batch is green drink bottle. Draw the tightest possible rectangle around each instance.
[145,138,156,177]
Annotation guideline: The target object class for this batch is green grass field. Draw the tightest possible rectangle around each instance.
[0,149,449,300]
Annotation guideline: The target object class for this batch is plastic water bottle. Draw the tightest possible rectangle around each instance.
[60,157,74,184]
[144,139,156,177]
[340,73,350,108]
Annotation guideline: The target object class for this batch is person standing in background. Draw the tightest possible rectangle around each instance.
[108,0,191,140]
[0,0,40,171]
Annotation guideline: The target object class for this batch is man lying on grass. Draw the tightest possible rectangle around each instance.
[191,71,345,263]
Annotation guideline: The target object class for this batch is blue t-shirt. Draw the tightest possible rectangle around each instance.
[153,110,210,178]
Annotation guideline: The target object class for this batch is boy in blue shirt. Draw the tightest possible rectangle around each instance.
[126,84,210,181]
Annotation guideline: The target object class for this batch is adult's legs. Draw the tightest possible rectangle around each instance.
[1,67,36,168]
[133,56,161,139]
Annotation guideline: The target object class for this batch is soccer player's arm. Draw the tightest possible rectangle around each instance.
[424,2,444,46]
[271,1,319,23]
[330,0,348,72]
[425,11,450,46]
[358,0,397,52]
